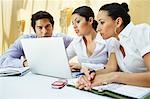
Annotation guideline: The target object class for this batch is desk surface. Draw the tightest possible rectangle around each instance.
[0,72,111,99]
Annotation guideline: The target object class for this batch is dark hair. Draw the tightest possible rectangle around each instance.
[31,11,54,31]
[72,6,98,31]
[99,2,130,27]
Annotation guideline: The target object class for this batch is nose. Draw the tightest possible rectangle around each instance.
[96,24,101,32]
[41,27,47,35]
[73,23,77,29]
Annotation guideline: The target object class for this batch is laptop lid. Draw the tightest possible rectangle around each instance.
[21,37,72,79]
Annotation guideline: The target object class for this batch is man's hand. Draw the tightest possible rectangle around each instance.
[21,56,28,67]
[23,59,28,67]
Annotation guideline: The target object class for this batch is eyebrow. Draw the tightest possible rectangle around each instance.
[98,18,105,21]
[73,18,78,21]
[36,23,51,27]
[72,17,77,23]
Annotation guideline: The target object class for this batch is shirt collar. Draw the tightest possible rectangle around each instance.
[95,33,106,44]
[75,36,83,43]
[118,22,134,39]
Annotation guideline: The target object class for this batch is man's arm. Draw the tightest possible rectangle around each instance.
[53,33,74,48]
[0,34,36,68]
[0,37,24,68]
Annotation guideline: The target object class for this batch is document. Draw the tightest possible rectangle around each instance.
[0,67,29,76]
[67,79,150,99]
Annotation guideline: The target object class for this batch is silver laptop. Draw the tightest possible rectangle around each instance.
[21,37,73,78]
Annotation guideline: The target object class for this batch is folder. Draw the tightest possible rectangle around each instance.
[67,79,150,99]
[0,67,29,76]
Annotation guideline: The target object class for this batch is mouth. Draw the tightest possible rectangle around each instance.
[74,29,79,33]
[42,35,51,37]
[99,32,103,36]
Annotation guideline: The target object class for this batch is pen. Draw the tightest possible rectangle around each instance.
[76,70,96,77]
[89,70,96,74]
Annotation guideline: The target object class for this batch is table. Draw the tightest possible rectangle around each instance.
[0,72,112,99]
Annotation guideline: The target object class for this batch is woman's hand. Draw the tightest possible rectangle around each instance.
[81,66,95,81]
[75,66,96,90]
[69,63,81,71]
[91,72,118,87]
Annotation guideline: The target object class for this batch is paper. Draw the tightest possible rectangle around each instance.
[0,67,29,76]
[93,83,150,98]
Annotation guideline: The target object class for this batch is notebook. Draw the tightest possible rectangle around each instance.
[0,67,29,76]
[67,78,150,99]
[21,37,73,78]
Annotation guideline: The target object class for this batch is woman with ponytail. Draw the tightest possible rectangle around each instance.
[67,6,118,72]
[76,3,150,90]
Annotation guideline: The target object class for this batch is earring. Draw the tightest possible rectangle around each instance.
[114,27,120,40]
[114,27,118,35]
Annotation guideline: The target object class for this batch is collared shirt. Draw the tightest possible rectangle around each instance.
[0,33,73,68]
[116,22,150,73]
[66,33,118,69]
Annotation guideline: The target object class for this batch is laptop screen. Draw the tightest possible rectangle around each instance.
[21,37,73,78]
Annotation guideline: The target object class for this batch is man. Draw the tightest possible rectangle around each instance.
[0,11,73,68]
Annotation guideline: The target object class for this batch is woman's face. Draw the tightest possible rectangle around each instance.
[96,10,116,39]
[72,14,91,36]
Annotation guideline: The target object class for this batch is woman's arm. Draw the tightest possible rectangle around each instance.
[75,53,118,89]
[92,53,150,87]
[96,53,118,74]
[115,53,150,87]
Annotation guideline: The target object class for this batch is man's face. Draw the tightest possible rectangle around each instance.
[35,18,54,37]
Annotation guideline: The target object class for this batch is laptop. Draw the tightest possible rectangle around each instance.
[21,37,73,78]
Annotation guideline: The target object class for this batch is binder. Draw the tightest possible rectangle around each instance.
[67,79,150,99]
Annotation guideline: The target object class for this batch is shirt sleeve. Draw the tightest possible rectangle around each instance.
[53,33,74,48]
[134,24,150,57]
[66,40,76,60]
[63,35,74,48]
[106,37,119,57]
[81,63,105,70]
[0,36,25,68]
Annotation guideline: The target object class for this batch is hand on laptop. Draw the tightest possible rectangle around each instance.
[69,63,81,71]
[23,59,28,67]
[21,56,28,67]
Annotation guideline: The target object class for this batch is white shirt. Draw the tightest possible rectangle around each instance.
[66,33,117,69]
[116,22,150,73]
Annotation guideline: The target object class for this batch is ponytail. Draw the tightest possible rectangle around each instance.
[92,20,98,31]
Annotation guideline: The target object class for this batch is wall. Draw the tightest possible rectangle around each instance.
[129,0,150,24]
[0,0,150,54]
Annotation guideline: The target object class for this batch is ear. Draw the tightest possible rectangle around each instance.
[89,17,94,25]
[52,26,54,30]
[115,17,123,28]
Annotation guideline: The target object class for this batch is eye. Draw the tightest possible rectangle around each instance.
[72,21,74,25]
[100,21,105,25]
[38,26,42,30]
[76,20,80,23]
[45,24,51,29]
